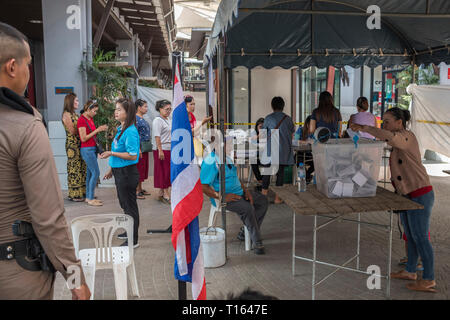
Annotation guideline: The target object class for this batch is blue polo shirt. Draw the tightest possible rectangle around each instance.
[200,151,243,196]
[109,124,140,168]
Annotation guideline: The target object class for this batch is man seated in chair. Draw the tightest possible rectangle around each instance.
[200,137,268,255]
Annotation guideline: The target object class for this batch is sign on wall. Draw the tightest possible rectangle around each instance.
[55,87,74,95]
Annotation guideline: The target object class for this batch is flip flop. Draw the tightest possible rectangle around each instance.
[390,270,417,280]
[142,190,151,195]
[136,192,146,199]
[406,281,437,293]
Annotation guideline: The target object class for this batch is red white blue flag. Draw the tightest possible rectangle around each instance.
[171,61,206,300]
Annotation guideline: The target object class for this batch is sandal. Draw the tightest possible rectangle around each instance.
[142,189,151,196]
[406,280,437,293]
[390,270,417,281]
[136,192,146,200]
[87,200,103,207]
[72,197,85,202]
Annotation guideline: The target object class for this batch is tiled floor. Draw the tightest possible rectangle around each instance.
[53,169,450,300]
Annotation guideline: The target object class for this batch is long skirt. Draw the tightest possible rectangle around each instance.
[137,151,149,182]
[153,150,171,189]
[66,142,86,199]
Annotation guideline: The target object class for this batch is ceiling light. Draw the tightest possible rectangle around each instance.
[29,20,43,24]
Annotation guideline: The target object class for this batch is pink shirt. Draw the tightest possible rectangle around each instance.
[351,111,376,139]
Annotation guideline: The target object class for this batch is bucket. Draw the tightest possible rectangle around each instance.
[200,227,226,268]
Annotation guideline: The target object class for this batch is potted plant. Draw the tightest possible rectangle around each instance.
[80,50,135,186]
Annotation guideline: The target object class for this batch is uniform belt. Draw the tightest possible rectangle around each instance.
[0,239,29,261]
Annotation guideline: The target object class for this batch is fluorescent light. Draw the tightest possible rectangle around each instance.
[29,20,42,24]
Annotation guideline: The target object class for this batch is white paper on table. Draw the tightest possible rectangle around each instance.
[352,171,368,187]
[342,182,354,197]
[331,181,343,196]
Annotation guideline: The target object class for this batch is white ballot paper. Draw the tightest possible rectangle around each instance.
[352,171,368,187]
[342,182,354,197]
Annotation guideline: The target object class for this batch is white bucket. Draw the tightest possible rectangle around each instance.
[200,227,226,268]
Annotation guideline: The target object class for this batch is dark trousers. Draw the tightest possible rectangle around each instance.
[112,165,140,243]
[226,191,268,244]
[261,165,286,190]
[251,163,263,182]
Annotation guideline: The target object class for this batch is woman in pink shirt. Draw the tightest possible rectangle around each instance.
[347,97,377,139]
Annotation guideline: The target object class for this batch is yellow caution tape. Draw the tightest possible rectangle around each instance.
[416,120,450,126]
[210,120,386,126]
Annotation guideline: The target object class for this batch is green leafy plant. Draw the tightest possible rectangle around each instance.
[80,49,133,150]
[397,64,440,109]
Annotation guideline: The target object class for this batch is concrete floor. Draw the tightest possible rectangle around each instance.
[53,162,450,300]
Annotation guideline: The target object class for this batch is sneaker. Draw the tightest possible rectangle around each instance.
[117,232,127,240]
[120,241,139,249]
[253,241,265,255]
[236,226,245,241]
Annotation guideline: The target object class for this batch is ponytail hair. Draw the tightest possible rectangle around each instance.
[385,107,411,129]
[116,98,136,141]
[356,97,369,111]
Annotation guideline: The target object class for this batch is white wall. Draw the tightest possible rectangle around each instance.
[439,62,450,85]
[250,67,292,122]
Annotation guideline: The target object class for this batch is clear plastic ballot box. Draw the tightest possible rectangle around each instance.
[311,139,386,198]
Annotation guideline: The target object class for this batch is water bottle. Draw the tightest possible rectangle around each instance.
[297,163,307,192]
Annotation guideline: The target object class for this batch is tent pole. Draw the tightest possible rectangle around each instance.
[218,38,227,258]
[205,63,210,123]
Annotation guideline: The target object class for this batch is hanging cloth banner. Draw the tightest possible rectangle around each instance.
[408,84,450,158]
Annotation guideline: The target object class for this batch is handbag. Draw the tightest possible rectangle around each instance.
[140,140,153,153]
[83,117,104,154]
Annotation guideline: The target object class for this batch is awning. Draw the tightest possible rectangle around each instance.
[204,0,450,69]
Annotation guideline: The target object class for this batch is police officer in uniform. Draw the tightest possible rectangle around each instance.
[0,22,90,300]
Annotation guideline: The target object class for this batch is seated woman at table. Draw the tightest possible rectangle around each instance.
[346,97,377,139]
[350,107,436,293]
[309,91,342,138]
[295,116,314,183]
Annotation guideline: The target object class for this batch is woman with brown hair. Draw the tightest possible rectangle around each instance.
[61,93,86,201]
[101,98,141,248]
[77,100,108,206]
[309,91,343,138]
[351,107,436,293]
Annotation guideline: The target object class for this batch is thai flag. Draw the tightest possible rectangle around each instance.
[171,61,206,300]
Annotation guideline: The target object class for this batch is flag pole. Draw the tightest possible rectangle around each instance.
[174,51,187,300]
[217,38,227,258]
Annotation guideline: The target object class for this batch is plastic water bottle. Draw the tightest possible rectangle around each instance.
[297,163,307,192]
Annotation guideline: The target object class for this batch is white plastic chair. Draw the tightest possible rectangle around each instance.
[70,214,140,300]
[208,198,251,251]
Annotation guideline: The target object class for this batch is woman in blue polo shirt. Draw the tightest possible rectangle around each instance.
[101,98,140,248]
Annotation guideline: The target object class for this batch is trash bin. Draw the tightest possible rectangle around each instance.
[200,227,226,268]
[311,139,385,198]
[284,165,293,184]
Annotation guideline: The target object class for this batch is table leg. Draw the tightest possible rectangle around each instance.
[292,212,296,276]
[386,210,393,299]
[312,215,317,300]
[356,212,361,270]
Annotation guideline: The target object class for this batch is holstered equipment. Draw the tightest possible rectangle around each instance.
[0,220,56,273]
